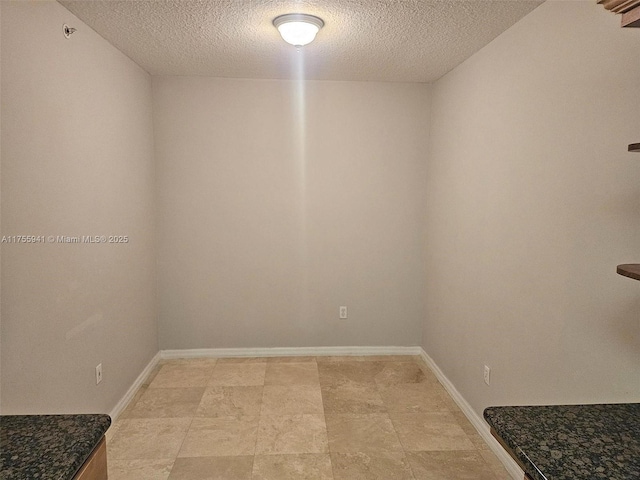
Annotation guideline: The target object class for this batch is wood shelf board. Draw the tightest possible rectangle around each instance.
[622,4,640,26]
[617,264,640,281]
[629,143,640,152]
[598,0,640,13]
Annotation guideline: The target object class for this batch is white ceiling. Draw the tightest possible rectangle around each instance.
[59,0,543,83]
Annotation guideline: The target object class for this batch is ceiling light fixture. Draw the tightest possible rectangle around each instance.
[273,13,324,47]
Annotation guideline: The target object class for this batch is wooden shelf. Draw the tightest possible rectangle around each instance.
[617,264,640,281]
[599,0,640,27]
[616,146,640,280]
[621,4,640,27]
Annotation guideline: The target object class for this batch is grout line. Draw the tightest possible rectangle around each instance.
[254,374,267,461]
[165,363,212,477]
[171,413,197,475]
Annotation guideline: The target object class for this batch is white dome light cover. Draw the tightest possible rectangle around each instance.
[273,13,324,47]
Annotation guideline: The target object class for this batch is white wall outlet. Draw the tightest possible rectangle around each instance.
[95,363,103,385]
[339,306,348,319]
[483,365,491,386]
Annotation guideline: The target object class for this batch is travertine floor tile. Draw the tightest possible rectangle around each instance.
[178,416,259,457]
[451,410,476,434]
[108,458,174,480]
[264,362,319,385]
[330,452,415,480]
[208,363,266,386]
[316,356,371,363]
[360,355,419,363]
[143,365,164,387]
[125,387,205,418]
[266,356,317,363]
[261,385,324,414]
[168,456,254,479]
[149,364,216,388]
[374,362,429,385]
[377,383,449,413]
[252,454,333,480]
[389,412,475,451]
[162,358,219,367]
[107,356,510,480]
[406,450,496,480]
[196,386,263,418]
[105,420,123,444]
[107,418,191,460]
[325,414,403,454]
[479,449,513,480]
[255,414,329,454]
[316,355,415,363]
[318,362,382,386]
[321,384,386,414]
[452,411,491,451]
[216,357,268,364]
[440,391,461,411]
[415,362,440,381]
[119,387,149,418]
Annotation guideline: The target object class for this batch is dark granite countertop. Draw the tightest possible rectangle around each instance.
[484,403,640,480]
[0,414,111,480]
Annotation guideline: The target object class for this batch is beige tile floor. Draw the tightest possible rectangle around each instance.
[106,356,511,480]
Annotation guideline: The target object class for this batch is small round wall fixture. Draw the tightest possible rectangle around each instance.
[273,13,324,47]
[62,24,77,39]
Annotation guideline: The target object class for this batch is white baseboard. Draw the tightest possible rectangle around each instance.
[160,345,423,360]
[419,349,524,480]
[109,351,161,421]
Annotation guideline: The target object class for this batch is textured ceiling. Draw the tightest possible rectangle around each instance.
[59,0,543,83]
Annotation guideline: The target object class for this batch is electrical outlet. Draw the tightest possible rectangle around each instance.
[483,365,491,386]
[339,306,348,319]
[96,363,103,385]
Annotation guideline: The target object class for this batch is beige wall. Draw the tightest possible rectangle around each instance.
[0,1,157,413]
[424,0,640,416]
[154,77,429,349]
[4,0,637,419]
